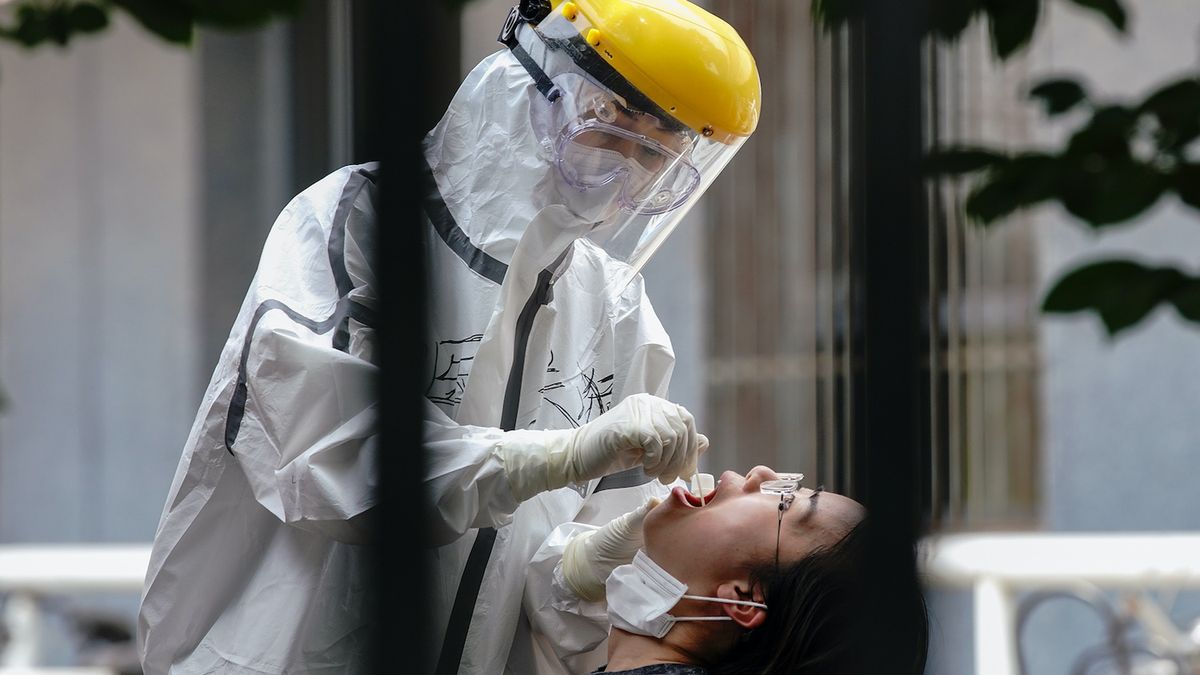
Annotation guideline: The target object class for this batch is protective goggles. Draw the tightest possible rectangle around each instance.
[556,114,701,215]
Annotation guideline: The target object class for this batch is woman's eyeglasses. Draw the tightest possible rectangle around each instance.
[760,474,823,570]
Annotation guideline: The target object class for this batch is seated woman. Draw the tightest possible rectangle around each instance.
[525,466,928,675]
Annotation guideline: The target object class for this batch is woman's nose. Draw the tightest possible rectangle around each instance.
[743,465,779,490]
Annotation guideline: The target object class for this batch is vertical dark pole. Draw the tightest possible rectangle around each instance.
[360,0,448,672]
[353,3,461,162]
[852,0,929,670]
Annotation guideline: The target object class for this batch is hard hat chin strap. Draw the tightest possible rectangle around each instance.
[496,1,688,135]
[499,4,563,103]
[498,2,552,48]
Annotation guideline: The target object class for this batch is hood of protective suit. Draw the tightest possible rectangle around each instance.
[424,47,567,268]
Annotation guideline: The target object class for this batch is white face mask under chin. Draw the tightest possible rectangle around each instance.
[605,550,768,639]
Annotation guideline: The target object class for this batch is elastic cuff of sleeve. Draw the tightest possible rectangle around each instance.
[562,530,606,602]
[499,428,575,502]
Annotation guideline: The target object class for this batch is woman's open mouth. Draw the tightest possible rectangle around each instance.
[671,485,709,508]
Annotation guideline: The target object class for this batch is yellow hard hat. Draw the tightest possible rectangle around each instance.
[547,0,760,144]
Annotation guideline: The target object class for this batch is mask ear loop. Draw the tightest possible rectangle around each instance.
[671,595,768,625]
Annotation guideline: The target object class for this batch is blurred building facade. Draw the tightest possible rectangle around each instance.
[926,1,1200,672]
[0,14,202,545]
[0,4,362,666]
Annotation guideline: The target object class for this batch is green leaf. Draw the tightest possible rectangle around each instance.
[46,6,71,45]
[1172,163,1200,211]
[1028,78,1088,116]
[1139,77,1200,153]
[1170,278,1200,324]
[929,0,983,40]
[1057,158,1165,226]
[1042,259,1190,335]
[110,0,193,44]
[1065,105,1137,156]
[1064,0,1128,32]
[964,153,1060,223]
[1140,78,1200,124]
[185,0,302,29]
[982,0,1041,59]
[923,148,1007,175]
[68,3,110,33]
[11,5,51,47]
[811,0,863,29]
[0,0,294,49]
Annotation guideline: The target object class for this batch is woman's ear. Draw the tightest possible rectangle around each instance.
[716,581,767,630]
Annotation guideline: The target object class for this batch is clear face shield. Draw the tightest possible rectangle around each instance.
[514,11,748,299]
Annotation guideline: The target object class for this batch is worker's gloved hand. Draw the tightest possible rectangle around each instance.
[561,498,660,602]
[500,393,708,502]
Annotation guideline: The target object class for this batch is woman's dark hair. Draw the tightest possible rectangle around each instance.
[711,520,929,675]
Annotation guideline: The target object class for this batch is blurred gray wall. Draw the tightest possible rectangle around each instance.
[0,15,200,543]
[0,11,331,666]
[926,1,1200,673]
[0,13,305,546]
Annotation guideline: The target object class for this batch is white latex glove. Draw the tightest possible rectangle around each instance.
[500,393,708,502]
[561,497,660,602]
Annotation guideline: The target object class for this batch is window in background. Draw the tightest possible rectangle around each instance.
[926,26,1042,529]
[703,3,1042,528]
[703,0,841,486]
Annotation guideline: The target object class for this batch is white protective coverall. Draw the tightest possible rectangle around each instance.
[421,41,683,674]
[139,163,380,674]
[522,491,722,673]
[138,40,680,675]
[526,521,621,674]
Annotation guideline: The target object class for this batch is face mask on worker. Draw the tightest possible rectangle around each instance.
[552,148,627,224]
[605,549,767,639]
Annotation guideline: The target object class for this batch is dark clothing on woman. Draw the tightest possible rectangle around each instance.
[592,664,708,675]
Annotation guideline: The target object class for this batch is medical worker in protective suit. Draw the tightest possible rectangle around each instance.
[137,0,758,672]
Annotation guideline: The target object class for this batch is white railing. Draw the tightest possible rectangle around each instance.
[921,532,1200,675]
[4,535,1200,674]
[0,545,151,673]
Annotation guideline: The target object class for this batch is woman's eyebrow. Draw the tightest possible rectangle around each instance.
[786,485,824,526]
